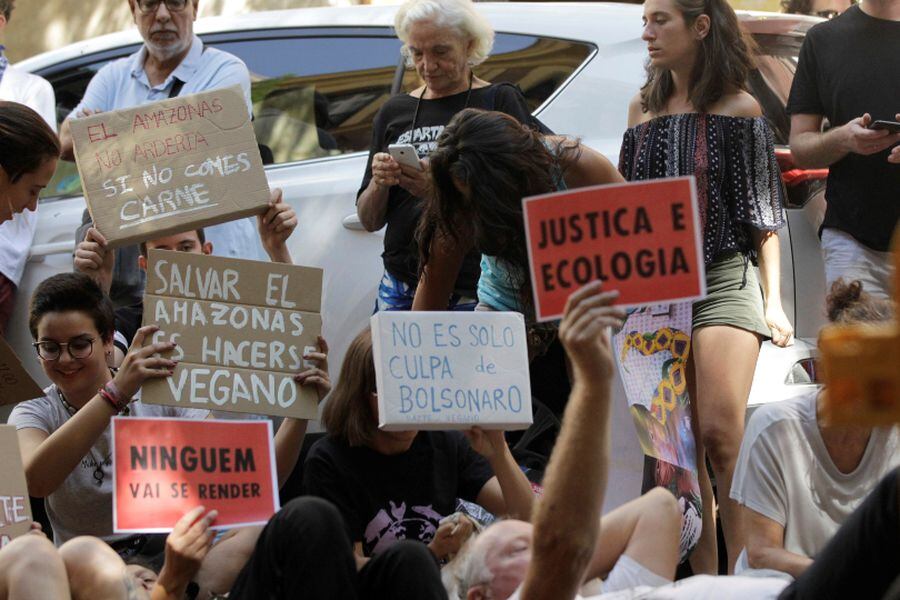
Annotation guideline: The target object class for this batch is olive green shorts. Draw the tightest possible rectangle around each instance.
[692,252,770,339]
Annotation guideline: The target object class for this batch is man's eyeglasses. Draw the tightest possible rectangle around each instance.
[136,0,190,15]
[814,9,840,18]
[33,337,97,361]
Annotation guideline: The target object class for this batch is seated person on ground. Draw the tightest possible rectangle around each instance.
[477,283,899,600]
[730,279,900,578]
[9,271,330,574]
[0,506,217,600]
[452,282,682,600]
[74,188,297,363]
[302,326,535,563]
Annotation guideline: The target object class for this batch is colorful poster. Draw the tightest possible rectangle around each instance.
[112,418,279,533]
[522,176,705,321]
[614,302,701,559]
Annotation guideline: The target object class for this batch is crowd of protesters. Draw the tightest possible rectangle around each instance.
[0,0,898,598]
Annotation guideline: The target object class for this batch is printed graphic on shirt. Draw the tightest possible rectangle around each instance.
[395,126,446,157]
[364,500,443,555]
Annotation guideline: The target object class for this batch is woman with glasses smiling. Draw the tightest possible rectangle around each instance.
[8,272,208,561]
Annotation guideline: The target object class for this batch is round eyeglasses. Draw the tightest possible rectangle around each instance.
[32,337,97,361]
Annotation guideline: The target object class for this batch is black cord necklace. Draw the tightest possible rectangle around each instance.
[57,383,126,487]
[409,71,475,139]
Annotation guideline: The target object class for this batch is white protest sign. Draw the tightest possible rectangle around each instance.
[371,312,533,431]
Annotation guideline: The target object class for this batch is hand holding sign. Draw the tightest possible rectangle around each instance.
[558,282,627,386]
[256,188,298,261]
[156,506,218,598]
[74,227,114,295]
[114,325,178,401]
[293,336,330,403]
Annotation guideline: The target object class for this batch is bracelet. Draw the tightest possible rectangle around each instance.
[99,381,129,413]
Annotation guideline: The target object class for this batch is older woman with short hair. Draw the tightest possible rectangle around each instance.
[356,0,543,312]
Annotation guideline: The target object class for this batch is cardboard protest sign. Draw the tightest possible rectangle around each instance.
[0,425,33,547]
[113,418,278,533]
[141,249,323,419]
[70,85,270,248]
[523,176,705,321]
[371,312,532,430]
[819,227,900,426]
[0,337,44,406]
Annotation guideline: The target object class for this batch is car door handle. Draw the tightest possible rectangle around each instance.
[342,213,366,231]
[28,240,76,263]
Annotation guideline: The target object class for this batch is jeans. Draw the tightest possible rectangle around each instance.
[229,496,448,600]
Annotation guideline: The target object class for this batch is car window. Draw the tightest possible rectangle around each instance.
[38,30,592,202]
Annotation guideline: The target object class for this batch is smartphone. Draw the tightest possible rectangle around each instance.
[388,144,422,171]
[869,120,900,134]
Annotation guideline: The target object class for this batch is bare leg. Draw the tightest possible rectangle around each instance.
[584,487,682,582]
[59,536,143,600]
[691,325,761,574]
[0,535,70,600]
[687,354,718,575]
[194,525,263,598]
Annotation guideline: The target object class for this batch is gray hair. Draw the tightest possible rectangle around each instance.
[394,0,495,68]
[448,535,495,599]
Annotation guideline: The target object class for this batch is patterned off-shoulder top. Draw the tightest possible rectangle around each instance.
[619,113,786,266]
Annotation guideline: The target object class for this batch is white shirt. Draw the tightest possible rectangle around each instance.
[731,391,900,563]
[0,64,56,286]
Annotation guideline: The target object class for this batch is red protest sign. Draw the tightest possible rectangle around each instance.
[523,176,705,321]
[112,418,279,533]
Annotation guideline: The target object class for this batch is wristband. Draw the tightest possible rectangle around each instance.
[99,381,129,413]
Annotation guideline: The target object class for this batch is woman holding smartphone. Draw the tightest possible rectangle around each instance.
[356,0,541,312]
[620,0,794,573]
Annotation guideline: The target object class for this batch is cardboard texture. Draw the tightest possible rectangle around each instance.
[141,250,323,419]
[112,418,279,533]
[522,176,706,321]
[819,227,900,426]
[70,85,270,249]
[0,425,33,547]
[371,312,533,431]
[0,337,44,406]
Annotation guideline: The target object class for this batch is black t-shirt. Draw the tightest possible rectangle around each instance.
[302,431,494,557]
[786,5,900,251]
[113,301,144,355]
[358,83,541,290]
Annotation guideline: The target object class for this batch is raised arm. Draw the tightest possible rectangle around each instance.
[520,282,625,600]
[357,152,401,231]
[273,336,330,489]
[19,326,177,497]
[73,227,114,295]
[256,188,297,264]
[470,428,535,521]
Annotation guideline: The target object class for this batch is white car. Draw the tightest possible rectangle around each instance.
[4,3,827,509]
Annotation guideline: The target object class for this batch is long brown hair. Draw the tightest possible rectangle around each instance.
[418,108,578,307]
[0,101,60,183]
[640,0,756,114]
[321,328,379,447]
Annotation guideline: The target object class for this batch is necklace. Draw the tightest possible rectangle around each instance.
[409,71,475,140]
[57,385,126,487]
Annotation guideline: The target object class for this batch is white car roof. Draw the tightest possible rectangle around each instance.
[16,2,815,72]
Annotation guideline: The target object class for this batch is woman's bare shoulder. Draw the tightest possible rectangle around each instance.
[627,92,653,127]
[709,90,762,118]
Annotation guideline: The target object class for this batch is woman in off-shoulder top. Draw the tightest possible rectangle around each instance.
[621,0,794,575]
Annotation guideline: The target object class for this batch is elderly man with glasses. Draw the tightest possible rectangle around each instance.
[59,0,267,309]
